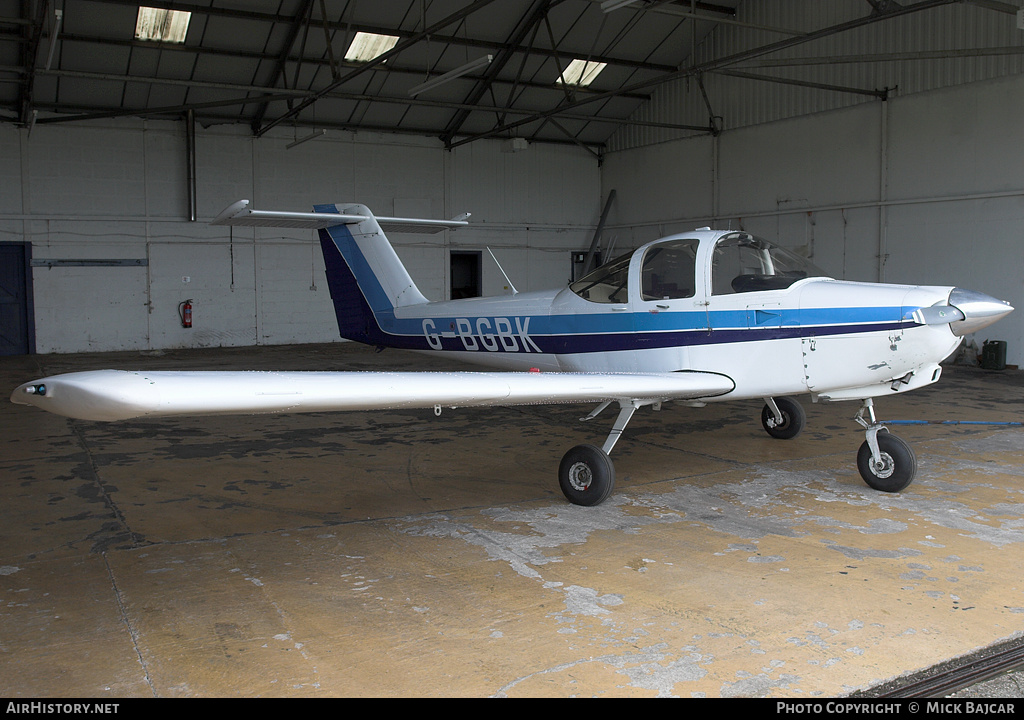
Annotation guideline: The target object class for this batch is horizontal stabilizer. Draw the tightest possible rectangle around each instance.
[211,200,469,234]
[12,370,734,422]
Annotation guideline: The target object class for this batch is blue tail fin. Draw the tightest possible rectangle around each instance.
[318,227,387,345]
[210,199,466,348]
[314,203,430,346]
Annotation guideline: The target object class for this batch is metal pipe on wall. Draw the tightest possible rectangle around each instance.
[877,98,889,283]
[186,109,197,222]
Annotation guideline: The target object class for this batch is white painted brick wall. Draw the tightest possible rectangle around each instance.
[9,74,1021,364]
[602,73,1024,367]
[3,120,602,354]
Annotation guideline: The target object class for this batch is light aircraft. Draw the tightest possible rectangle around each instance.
[12,200,1014,506]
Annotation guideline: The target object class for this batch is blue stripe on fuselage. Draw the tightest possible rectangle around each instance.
[381,305,905,338]
[313,208,919,355]
[382,308,914,354]
[403,318,915,354]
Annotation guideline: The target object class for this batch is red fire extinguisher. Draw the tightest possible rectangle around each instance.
[178,299,193,328]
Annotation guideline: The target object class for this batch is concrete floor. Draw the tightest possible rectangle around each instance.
[2,342,1024,698]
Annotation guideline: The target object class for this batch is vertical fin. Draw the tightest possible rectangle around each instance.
[315,204,428,310]
[317,226,386,345]
[210,201,454,348]
[314,203,427,346]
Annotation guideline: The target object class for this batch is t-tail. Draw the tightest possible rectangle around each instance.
[211,200,468,346]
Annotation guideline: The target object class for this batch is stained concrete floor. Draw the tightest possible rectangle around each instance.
[2,342,1023,698]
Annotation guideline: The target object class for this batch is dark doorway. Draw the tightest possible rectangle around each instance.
[0,244,33,355]
[450,251,482,299]
[571,251,602,282]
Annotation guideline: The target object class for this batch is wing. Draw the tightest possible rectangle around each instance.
[11,370,734,422]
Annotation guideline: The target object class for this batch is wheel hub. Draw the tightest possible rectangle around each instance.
[871,452,895,478]
[567,461,593,492]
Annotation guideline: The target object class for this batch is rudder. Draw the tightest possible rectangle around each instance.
[313,203,430,347]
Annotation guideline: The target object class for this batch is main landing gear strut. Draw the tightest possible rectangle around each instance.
[558,400,644,506]
[853,398,917,492]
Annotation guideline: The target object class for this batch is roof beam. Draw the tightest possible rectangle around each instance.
[254,0,503,138]
[16,0,49,126]
[87,0,677,73]
[28,98,609,150]
[51,33,652,102]
[588,0,805,35]
[715,69,890,99]
[446,0,963,149]
[739,46,1024,68]
[23,67,697,132]
[249,0,315,133]
[960,0,1021,13]
[441,0,555,145]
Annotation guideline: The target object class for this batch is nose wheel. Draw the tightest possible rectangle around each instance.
[854,399,917,492]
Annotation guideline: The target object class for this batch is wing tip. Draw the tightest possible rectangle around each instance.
[211,199,251,225]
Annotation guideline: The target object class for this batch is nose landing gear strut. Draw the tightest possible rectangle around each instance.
[854,398,917,492]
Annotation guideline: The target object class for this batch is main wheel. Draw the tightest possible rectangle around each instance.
[761,397,805,440]
[856,432,917,492]
[559,444,615,506]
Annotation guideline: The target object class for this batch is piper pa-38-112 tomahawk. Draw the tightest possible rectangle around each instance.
[12,200,1014,506]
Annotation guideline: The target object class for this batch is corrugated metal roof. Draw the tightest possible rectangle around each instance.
[607,0,1024,151]
[1,0,1020,155]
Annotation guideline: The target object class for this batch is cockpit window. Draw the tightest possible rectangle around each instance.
[569,251,631,303]
[641,238,698,300]
[712,232,828,295]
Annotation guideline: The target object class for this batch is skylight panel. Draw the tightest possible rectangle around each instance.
[344,32,400,62]
[557,59,607,87]
[135,7,191,43]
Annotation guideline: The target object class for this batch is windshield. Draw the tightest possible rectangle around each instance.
[569,251,632,303]
[712,232,828,294]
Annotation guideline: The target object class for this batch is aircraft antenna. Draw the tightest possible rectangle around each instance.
[486,247,519,295]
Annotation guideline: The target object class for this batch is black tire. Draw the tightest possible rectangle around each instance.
[558,444,615,506]
[857,432,917,492]
[761,397,805,440]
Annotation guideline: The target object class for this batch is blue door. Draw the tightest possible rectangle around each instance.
[0,244,32,355]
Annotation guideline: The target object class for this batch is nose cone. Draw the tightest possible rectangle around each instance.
[949,288,1014,337]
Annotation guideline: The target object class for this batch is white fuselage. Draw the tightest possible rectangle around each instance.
[12,222,1010,427]
[388,231,964,404]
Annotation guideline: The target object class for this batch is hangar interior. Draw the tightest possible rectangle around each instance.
[3,0,1024,699]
